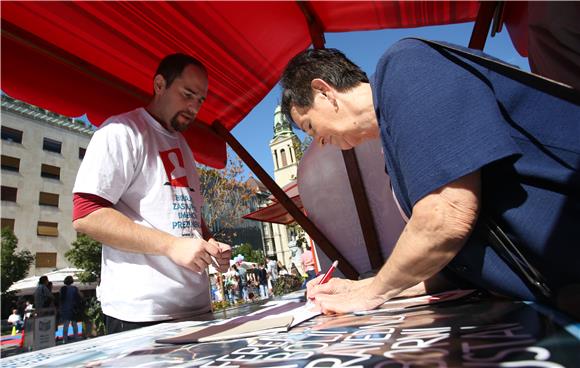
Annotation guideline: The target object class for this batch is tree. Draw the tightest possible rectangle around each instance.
[65,234,102,283]
[233,243,265,264]
[1,228,34,318]
[1,228,34,294]
[199,150,257,244]
[293,135,313,162]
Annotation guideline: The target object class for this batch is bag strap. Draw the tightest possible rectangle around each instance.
[409,38,580,106]
[484,216,552,300]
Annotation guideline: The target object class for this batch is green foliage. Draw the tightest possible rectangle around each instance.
[233,243,265,264]
[85,296,106,336]
[293,135,313,162]
[272,275,304,296]
[211,300,230,312]
[1,228,34,294]
[65,234,102,283]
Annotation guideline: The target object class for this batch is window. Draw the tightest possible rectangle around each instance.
[280,149,288,167]
[41,164,60,180]
[43,138,62,154]
[35,252,57,268]
[1,218,15,231]
[1,155,20,172]
[37,221,58,237]
[1,186,17,202]
[1,126,23,144]
[39,192,59,207]
[79,147,86,159]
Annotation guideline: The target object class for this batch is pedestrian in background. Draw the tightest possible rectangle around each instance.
[33,276,54,310]
[60,276,82,343]
[301,244,316,284]
[258,263,269,299]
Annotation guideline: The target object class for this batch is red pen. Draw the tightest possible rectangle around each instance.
[318,260,338,285]
[305,260,338,305]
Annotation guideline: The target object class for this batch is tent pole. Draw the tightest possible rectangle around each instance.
[298,0,384,270]
[297,1,325,49]
[469,1,499,50]
[211,120,359,279]
[341,150,384,269]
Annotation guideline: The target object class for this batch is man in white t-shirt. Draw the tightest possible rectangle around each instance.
[72,54,232,334]
[8,309,23,331]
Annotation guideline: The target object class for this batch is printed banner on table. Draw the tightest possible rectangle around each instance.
[3,291,578,367]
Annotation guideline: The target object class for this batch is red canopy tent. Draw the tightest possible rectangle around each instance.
[1,1,528,278]
[1,1,490,168]
[243,181,302,225]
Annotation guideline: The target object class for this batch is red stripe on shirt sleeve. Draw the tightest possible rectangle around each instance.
[72,193,113,221]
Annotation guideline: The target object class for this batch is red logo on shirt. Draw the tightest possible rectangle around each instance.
[159,148,192,190]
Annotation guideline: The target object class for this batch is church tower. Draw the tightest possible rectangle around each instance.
[268,105,302,267]
[270,105,301,185]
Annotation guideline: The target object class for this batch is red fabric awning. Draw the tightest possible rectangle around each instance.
[1,1,482,168]
[243,181,302,225]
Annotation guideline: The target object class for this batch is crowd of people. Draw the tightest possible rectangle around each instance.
[210,252,313,306]
[7,275,85,343]
[8,242,316,341]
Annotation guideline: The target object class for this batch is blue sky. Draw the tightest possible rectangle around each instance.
[231,21,529,178]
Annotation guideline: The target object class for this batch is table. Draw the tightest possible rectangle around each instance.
[2,291,578,367]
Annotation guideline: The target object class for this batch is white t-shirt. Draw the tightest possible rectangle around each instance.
[73,108,210,322]
[8,313,21,324]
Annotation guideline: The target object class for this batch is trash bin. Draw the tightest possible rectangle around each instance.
[23,308,56,351]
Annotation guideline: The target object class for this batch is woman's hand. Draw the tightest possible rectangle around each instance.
[314,283,387,314]
[307,276,371,300]
[306,277,383,314]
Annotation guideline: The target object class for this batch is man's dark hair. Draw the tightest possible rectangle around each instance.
[155,53,207,88]
[64,276,74,286]
[38,276,48,285]
[280,48,369,126]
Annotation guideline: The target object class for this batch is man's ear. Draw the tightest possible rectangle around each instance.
[311,78,337,108]
[311,79,332,96]
[153,74,166,95]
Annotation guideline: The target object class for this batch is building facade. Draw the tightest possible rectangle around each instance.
[1,95,93,276]
[268,106,307,269]
[245,176,273,258]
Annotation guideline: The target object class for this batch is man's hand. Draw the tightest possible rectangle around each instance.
[209,239,231,273]
[167,237,227,273]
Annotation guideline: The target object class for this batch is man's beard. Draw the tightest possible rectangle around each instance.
[170,112,193,132]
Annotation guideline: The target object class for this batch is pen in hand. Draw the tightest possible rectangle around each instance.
[318,260,338,285]
[306,260,338,307]
[193,229,221,270]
